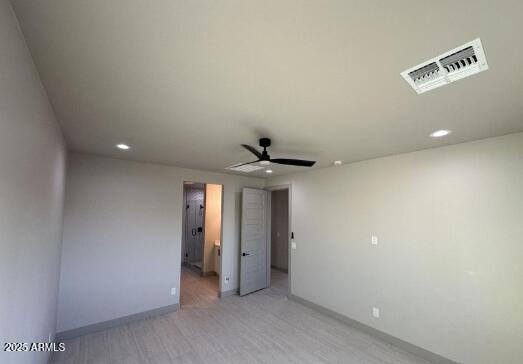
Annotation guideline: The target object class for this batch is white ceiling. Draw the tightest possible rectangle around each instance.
[12,0,523,177]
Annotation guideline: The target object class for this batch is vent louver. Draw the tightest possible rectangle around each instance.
[226,163,264,173]
[408,62,440,84]
[401,38,488,94]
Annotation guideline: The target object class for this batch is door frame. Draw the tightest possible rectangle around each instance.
[200,186,207,270]
[265,184,292,296]
[202,183,224,281]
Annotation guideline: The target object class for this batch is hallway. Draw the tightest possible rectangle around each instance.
[270,268,288,295]
[180,266,219,308]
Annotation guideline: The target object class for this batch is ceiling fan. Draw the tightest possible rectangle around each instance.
[238,138,316,168]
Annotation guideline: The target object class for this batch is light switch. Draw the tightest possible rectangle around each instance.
[371,236,378,245]
[373,307,380,318]
[291,242,297,250]
[170,287,176,296]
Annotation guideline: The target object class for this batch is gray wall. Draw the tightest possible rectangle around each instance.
[271,189,289,271]
[267,133,523,364]
[0,1,66,363]
[58,153,264,333]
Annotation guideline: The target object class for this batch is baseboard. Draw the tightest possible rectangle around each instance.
[55,303,180,341]
[219,288,239,298]
[271,265,288,273]
[289,295,460,364]
[201,271,217,277]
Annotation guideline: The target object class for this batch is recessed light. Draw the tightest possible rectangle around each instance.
[430,130,451,138]
[265,169,273,174]
[116,143,130,150]
[333,160,342,166]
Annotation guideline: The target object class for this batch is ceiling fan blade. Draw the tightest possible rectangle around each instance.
[230,160,260,168]
[270,158,316,167]
[241,144,263,159]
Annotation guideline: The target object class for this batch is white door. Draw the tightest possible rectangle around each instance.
[240,188,268,296]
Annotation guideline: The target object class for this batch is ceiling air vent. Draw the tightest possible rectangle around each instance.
[401,38,488,94]
[226,163,264,173]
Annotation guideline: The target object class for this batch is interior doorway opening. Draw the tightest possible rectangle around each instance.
[181,181,223,305]
[268,187,290,295]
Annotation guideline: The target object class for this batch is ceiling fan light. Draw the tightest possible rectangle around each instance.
[259,160,271,166]
[430,129,452,138]
[116,143,130,150]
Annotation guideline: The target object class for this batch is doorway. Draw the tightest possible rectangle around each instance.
[268,186,291,295]
[181,182,223,306]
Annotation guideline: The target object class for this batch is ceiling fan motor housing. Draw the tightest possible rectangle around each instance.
[259,138,271,148]
[259,138,271,160]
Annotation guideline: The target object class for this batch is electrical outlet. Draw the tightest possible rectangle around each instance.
[170,287,176,296]
[225,276,230,283]
[373,307,380,318]
[371,235,378,245]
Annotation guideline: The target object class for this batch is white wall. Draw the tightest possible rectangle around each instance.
[267,133,523,364]
[0,1,66,363]
[203,184,222,274]
[58,153,264,333]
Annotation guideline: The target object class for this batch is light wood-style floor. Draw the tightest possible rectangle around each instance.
[269,267,289,295]
[51,268,433,363]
